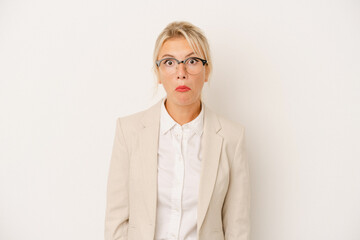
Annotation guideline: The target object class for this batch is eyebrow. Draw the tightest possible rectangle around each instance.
[160,52,195,59]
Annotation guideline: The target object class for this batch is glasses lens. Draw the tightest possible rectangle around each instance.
[185,57,203,74]
[159,58,177,74]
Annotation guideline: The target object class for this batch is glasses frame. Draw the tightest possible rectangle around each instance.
[155,57,208,70]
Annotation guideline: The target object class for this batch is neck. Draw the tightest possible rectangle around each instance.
[165,98,202,126]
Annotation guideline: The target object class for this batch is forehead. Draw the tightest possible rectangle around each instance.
[159,37,196,58]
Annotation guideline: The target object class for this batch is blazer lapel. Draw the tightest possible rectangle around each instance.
[137,99,223,235]
[197,104,223,233]
[138,99,162,227]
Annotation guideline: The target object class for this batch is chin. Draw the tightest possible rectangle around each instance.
[176,97,199,106]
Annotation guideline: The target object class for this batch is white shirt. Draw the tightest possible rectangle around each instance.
[154,97,204,240]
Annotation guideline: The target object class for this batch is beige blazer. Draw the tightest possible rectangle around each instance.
[105,98,250,240]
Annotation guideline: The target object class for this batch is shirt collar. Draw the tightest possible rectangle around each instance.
[160,97,204,136]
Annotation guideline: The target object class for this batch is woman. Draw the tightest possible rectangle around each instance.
[105,21,250,240]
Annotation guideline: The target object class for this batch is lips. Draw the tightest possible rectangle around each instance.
[175,85,191,92]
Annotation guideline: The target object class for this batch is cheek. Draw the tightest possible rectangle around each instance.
[159,72,173,83]
[195,82,205,91]
[160,78,174,92]
[194,75,206,88]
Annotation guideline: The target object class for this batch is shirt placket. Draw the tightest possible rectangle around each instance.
[168,125,185,240]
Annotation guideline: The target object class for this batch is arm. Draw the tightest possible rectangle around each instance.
[222,128,251,240]
[105,118,129,240]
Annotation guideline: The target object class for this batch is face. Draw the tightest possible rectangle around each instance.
[157,37,209,107]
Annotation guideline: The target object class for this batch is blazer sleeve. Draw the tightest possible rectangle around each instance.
[222,128,251,240]
[105,118,129,240]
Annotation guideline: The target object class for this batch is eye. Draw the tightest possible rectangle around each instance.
[187,57,199,65]
[163,59,175,66]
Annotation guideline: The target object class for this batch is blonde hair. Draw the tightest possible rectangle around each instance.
[152,21,212,99]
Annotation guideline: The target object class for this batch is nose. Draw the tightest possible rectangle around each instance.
[176,62,187,79]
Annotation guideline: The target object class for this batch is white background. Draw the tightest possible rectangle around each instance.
[1,0,359,239]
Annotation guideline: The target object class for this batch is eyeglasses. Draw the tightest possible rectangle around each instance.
[155,57,208,75]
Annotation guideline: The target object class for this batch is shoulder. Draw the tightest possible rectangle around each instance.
[205,105,245,143]
[218,113,245,134]
[117,109,146,126]
[219,114,245,141]
[114,108,146,138]
[114,99,162,134]
[205,107,246,159]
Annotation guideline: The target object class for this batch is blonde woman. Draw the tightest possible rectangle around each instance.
[105,21,250,240]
